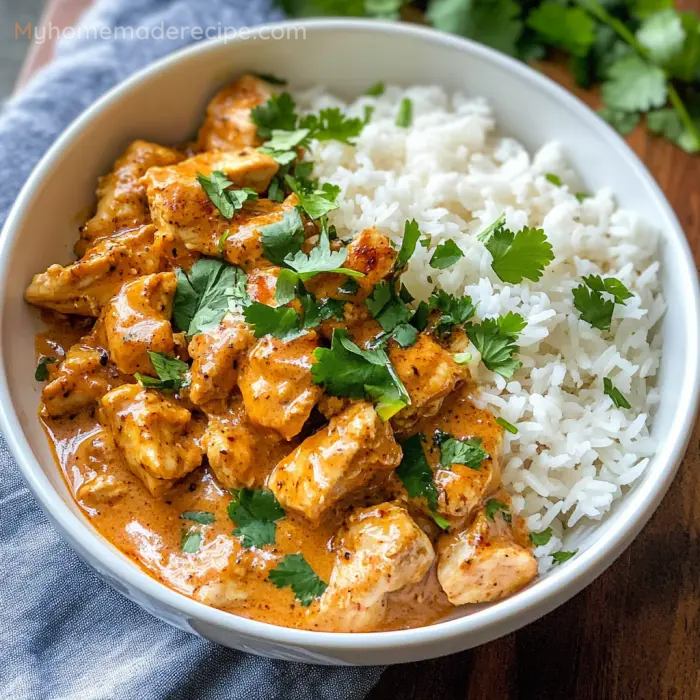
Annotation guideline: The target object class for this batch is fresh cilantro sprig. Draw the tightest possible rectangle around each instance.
[228,489,285,548]
[433,431,489,470]
[573,274,632,331]
[268,553,328,606]
[478,217,554,283]
[135,351,190,391]
[396,434,450,530]
[428,289,475,336]
[365,281,417,348]
[467,312,526,378]
[285,176,340,220]
[35,356,57,381]
[173,259,249,337]
[197,171,258,219]
[429,240,464,269]
[312,328,410,420]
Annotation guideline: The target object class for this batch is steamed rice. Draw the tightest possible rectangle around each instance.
[295,85,664,565]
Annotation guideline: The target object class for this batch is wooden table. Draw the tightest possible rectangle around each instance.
[19,3,700,698]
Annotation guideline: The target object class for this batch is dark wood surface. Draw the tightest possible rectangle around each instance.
[19,3,700,698]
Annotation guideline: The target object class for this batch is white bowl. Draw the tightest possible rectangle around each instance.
[1,19,698,665]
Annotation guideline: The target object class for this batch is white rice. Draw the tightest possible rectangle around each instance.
[295,85,664,565]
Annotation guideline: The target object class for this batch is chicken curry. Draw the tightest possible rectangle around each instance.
[26,75,538,632]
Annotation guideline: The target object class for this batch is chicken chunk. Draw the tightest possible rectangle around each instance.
[100,384,203,496]
[305,228,397,301]
[142,149,279,265]
[389,334,464,432]
[103,272,177,375]
[188,313,255,408]
[238,331,322,440]
[267,402,402,523]
[196,75,271,152]
[437,497,537,605]
[76,140,183,256]
[318,503,435,631]
[41,323,123,417]
[418,385,503,519]
[246,266,281,306]
[25,225,162,316]
[203,401,291,489]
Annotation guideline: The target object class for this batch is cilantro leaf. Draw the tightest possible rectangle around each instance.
[552,549,578,565]
[181,528,202,553]
[35,356,57,381]
[285,175,340,220]
[366,81,385,96]
[135,352,189,391]
[527,2,596,57]
[485,498,512,523]
[427,0,523,56]
[545,173,562,186]
[366,281,411,330]
[573,284,615,330]
[599,106,641,135]
[253,72,287,85]
[647,107,700,153]
[530,527,553,546]
[197,171,258,219]
[228,488,285,548]
[429,239,464,269]
[339,279,360,296]
[395,220,421,270]
[396,433,439,512]
[311,328,410,418]
[283,226,363,280]
[173,259,249,336]
[268,553,328,606]
[603,377,632,409]
[636,8,686,65]
[496,417,518,434]
[274,269,300,305]
[392,323,419,348]
[479,223,554,284]
[180,511,215,525]
[395,98,413,127]
[299,290,344,329]
[243,303,302,340]
[299,107,366,144]
[466,313,525,378]
[260,208,306,266]
[259,128,310,164]
[581,275,633,304]
[601,55,668,113]
[433,431,489,470]
[251,92,297,139]
[429,289,475,335]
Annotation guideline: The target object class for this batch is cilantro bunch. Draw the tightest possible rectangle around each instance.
[276,0,700,153]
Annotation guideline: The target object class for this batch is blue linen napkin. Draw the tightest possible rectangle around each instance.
[0,2,385,697]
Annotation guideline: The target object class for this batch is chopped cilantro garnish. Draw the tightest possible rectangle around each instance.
[530,527,553,547]
[218,228,231,254]
[545,172,562,186]
[339,279,359,296]
[429,239,464,269]
[180,511,215,525]
[253,72,287,85]
[428,289,475,336]
[285,175,340,220]
[453,352,472,365]
[228,488,285,548]
[196,171,258,219]
[282,225,363,280]
[395,219,421,270]
[181,528,202,554]
[552,549,578,565]
[433,431,489,470]
[575,192,591,202]
[243,303,303,340]
[395,98,413,127]
[478,220,554,284]
[573,275,631,331]
[259,128,309,164]
[419,235,432,248]
[496,417,518,434]
[603,377,632,409]
[392,323,419,348]
[250,92,297,139]
[365,81,385,96]
[396,433,448,529]
[135,351,189,391]
[35,356,57,381]
[467,312,526,378]
[299,107,366,145]
[260,208,306,266]
[299,290,344,329]
[268,553,328,606]
[173,259,249,337]
[311,328,410,419]
[485,498,512,523]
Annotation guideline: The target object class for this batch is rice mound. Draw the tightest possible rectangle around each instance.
[295,85,665,564]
